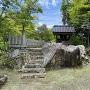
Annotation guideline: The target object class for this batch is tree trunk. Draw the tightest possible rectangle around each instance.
[22,25,25,35]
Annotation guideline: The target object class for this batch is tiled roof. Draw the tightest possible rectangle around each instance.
[52,25,75,33]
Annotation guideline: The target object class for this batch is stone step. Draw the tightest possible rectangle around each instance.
[27,45,43,48]
[29,48,42,52]
[31,55,44,59]
[21,73,46,79]
[24,64,41,68]
[22,68,45,73]
[25,60,44,64]
[29,52,43,55]
[29,60,44,64]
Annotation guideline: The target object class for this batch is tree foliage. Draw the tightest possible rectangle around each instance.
[60,0,71,25]
[61,0,90,46]
[71,33,82,45]
[61,0,90,30]
[69,0,90,28]
[7,0,43,33]
[0,0,43,51]
[37,24,55,42]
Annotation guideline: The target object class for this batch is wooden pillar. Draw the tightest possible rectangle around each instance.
[22,33,26,46]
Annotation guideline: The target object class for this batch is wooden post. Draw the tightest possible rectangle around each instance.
[22,25,25,35]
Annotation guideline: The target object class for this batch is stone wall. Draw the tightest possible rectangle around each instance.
[8,32,45,58]
[8,32,86,69]
[27,39,45,48]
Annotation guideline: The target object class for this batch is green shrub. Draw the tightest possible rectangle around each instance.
[0,54,16,69]
[71,33,83,45]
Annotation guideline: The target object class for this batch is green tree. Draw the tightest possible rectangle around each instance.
[0,0,20,51]
[25,23,41,40]
[71,33,82,45]
[0,0,43,51]
[61,0,90,28]
[0,0,15,23]
[60,0,90,46]
[61,0,90,31]
[7,0,43,34]
[0,17,21,52]
[69,0,90,29]
[69,0,90,46]
[60,0,71,25]
[37,24,47,40]
[37,24,55,42]
[43,29,55,42]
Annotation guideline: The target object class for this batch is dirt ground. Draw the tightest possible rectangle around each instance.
[0,65,90,90]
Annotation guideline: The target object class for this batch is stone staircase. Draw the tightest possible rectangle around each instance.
[21,47,46,79]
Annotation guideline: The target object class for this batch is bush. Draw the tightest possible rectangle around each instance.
[71,33,82,45]
[0,54,16,69]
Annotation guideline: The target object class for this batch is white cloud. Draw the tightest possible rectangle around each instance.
[38,22,44,26]
[52,0,60,6]
[52,0,56,6]
[39,0,60,8]
[35,22,44,30]
[38,22,53,29]
[47,24,54,29]
[39,0,50,8]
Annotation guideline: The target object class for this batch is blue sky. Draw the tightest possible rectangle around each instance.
[37,0,63,28]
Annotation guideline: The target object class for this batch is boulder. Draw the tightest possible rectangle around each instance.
[86,47,90,56]
[78,45,90,64]
[42,43,82,68]
[0,75,7,85]
[49,45,81,68]
[77,45,86,56]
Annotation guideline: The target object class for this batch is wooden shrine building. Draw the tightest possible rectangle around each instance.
[52,25,75,44]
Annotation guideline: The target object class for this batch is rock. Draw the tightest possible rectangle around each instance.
[86,48,90,56]
[84,56,89,60]
[77,45,86,56]
[42,43,57,67]
[77,45,90,65]
[49,46,81,68]
[42,43,82,68]
[0,75,7,85]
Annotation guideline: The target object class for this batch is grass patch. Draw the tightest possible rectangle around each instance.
[0,65,90,90]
